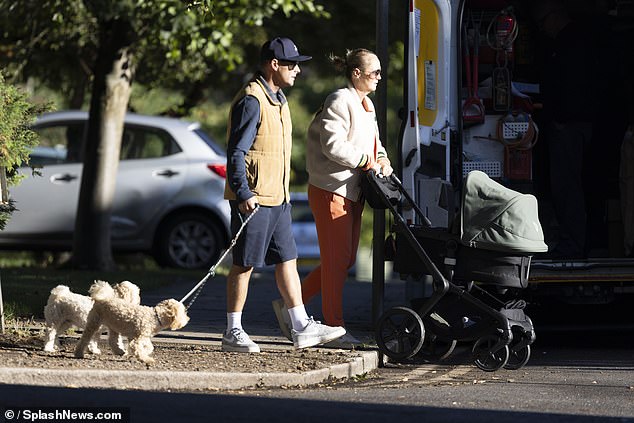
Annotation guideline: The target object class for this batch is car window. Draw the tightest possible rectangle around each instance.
[31,121,182,165]
[193,128,226,156]
[27,146,68,166]
[120,126,181,160]
[32,122,85,165]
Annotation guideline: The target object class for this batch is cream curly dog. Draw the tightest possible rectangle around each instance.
[43,281,141,353]
[74,280,189,363]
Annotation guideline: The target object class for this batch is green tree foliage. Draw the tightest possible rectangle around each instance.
[0,76,42,176]
[0,1,97,108]
[0,0,328,270]
[0,0,328,110]
[0,73,51,230]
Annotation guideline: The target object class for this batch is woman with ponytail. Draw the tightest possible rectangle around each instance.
[301,48,392,348]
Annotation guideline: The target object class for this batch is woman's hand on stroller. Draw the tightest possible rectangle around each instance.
[360,155,379,172]
[378,157,393,177]
[361,155,392,177]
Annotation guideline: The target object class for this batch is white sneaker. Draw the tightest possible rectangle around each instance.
[292,318,346,349]
[222,328,260,353]
[323,332,364,350]
[271,298,292,341]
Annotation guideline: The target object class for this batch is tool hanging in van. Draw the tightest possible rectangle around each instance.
[462,13,485,125]
[498,112,538,181]
[487,7,518,112]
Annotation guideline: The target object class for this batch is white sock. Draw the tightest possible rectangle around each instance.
[288,305,311,331]
[226,311,242,333]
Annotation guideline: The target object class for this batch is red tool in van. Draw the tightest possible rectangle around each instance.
[462,17,485,124]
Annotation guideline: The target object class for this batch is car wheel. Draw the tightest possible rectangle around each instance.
[155,212,224,269]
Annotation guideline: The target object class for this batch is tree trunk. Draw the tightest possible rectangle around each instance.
[68,72,89,110]
[72,19,135,270]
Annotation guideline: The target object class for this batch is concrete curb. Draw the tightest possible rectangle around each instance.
[0,351,379,391]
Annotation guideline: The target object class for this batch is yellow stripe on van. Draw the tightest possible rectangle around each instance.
[415,0,439,126]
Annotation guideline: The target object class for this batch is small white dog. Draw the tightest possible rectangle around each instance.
[74,280,189,364]
[43,281,141,353]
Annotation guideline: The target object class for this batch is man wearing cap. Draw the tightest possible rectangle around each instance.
[222,37,346,353]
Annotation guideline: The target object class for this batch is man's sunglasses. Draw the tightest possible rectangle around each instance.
[279,61,300,71]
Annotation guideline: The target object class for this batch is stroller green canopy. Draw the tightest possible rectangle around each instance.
[460,171,548,253]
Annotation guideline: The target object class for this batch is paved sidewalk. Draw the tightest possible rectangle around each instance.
[145,267,406,343]
[141,267,407,389]
[0,267,408,391]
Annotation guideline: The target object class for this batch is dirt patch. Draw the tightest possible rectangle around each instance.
[0,332,364,374]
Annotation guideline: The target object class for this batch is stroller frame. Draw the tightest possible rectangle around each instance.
[363,170,536,371]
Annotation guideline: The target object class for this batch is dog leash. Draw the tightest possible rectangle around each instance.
[179,204,260,310]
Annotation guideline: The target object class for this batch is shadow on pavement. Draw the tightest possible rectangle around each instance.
[1,384,624,423]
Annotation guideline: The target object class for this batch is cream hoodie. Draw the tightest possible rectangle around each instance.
[306,85,388,201]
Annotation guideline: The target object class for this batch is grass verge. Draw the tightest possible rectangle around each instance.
[0,252,227,319]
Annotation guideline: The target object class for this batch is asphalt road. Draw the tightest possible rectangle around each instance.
[260,345,634,421]
[2,331,632,423]
[1,380,630,423]
[2,273,633,423]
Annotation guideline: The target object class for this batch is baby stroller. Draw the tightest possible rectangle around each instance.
[362,170,547,371]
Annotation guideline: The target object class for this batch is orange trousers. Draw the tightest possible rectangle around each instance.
[301,184,364,327]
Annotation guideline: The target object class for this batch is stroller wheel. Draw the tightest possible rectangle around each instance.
[505,344,531,370]
[375,306,425,361]
[417,331,457,362]
[472,335,509,372]
[418,313,456,361]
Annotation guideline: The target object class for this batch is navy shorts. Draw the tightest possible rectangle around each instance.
[230,201,298,267]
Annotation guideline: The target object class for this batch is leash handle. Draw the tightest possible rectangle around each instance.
[179,204,260,308]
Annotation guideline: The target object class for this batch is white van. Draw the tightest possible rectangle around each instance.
[391,0,634,313]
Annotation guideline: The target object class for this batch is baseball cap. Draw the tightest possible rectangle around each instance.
[261,37,312,63]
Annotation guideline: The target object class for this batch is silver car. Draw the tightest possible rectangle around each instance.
[290,192,320,259]
[0,110,231,269]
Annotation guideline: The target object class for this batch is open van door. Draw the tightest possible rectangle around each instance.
[401,0,458,228]
[396,0,634,322]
